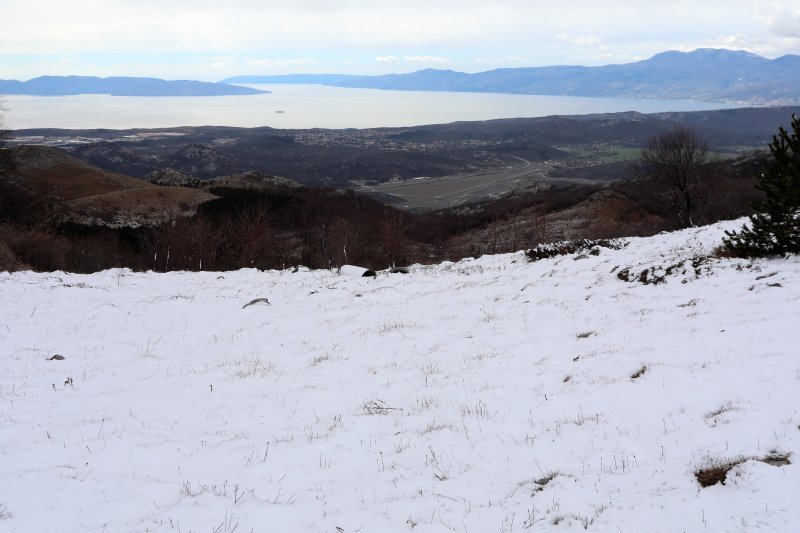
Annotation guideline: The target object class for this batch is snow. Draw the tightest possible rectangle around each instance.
[0,218,798,532]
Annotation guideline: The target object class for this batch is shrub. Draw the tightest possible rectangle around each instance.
[525,238,626,262]
[0,227,70,272]
[0,241,19,272]
[724,114,800,256]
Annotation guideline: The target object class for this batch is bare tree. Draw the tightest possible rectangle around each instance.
[298,202,333,269]
[0,99,14,179]
[381,208,409,267]
[526,204,548,246]
[182,214,219,271]
[225,202,275,269]
[633,125,716,228]
[139,218,177,272]
[328,217,360,267]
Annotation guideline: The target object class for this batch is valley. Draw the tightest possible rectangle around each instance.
[1,105,783,273]
[9,107,794,199]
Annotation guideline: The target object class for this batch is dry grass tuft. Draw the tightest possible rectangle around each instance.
[696,452,792,487]
[761,451,792,467]
[535,472,558,488]
[630,364,647,380]
[695,457,746,487]
[705,400,740,420]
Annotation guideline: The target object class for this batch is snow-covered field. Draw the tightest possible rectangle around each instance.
[1,220,798,532]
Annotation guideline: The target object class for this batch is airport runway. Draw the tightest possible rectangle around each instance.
[359,157,551,210]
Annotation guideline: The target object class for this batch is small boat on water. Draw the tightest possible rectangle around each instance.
[275,110,285,114]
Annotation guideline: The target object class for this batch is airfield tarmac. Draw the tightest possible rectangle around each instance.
[358,157,553,211]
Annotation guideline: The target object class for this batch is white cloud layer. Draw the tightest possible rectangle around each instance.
[376,55,450,65]
[403,56,451,64]
[1,0,799,79]
[754,1,800,37]
[249,58,318,68]
[557,35,609,51]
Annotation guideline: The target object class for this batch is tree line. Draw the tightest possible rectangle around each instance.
[631,116,799,255]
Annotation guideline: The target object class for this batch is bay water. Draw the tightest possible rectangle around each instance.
[3,84,736,130]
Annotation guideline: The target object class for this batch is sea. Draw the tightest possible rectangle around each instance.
[3,84,738,130]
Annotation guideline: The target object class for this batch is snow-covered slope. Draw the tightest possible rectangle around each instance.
[1,220,798,532]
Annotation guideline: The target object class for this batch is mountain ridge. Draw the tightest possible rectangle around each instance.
[223,48,800,105]
[0,75,269,96]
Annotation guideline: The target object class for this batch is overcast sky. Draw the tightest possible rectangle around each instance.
[1,0,799,81]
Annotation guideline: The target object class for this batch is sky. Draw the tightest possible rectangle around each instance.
[1,0,799,81]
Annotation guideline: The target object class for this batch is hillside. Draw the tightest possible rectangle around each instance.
[8,145,215,226]
[444,189,666,257]
[0,220,798,531]
[0,75,268,96]
[225,48,800,105]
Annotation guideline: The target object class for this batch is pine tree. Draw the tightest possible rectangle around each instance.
[723,114,800,256]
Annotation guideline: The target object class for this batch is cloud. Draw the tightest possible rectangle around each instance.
[403,55,450,63]
[248,58,317,68]
[474,56,530,66]
[754,1,800,37]
[0,0,774,55]
[286,58,317,66]
[1,0,799,79]
[557,34,609,51]
[376,55,450,65]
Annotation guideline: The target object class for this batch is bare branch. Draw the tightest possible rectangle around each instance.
[633,125,716,228]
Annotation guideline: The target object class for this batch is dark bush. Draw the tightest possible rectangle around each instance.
[526,238,626,262]
[0,226,70,271]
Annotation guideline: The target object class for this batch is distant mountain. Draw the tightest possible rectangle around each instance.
[0,76,268,96]
[224,49,800,105]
